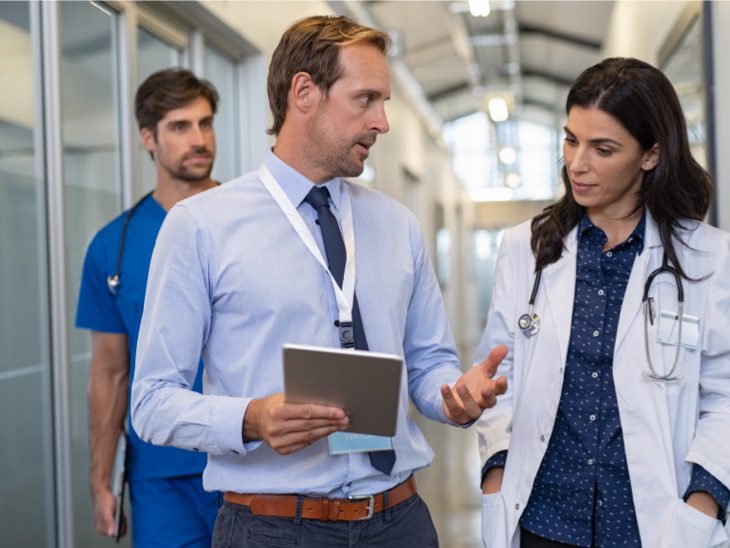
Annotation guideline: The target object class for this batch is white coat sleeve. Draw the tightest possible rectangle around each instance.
[474,228,520,465]
[687,235,730,490]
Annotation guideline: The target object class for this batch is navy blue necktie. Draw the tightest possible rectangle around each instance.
[304,186,396,475]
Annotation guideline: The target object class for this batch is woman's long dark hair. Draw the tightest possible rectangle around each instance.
[530,57,713,279]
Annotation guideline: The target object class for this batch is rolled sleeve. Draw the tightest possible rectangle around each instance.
[481,450,508,485]
[684,464,730,522]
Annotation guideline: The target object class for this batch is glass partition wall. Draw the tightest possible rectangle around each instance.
[0,2,254,545]
[59,2,125,546]
[0,3,56,547]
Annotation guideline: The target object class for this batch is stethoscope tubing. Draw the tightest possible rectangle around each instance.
[106,191,154,295]
[520,253,685,381]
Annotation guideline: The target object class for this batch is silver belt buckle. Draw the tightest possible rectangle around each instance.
[347,494,375,520]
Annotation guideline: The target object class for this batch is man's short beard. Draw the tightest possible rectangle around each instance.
[173,164,213,182]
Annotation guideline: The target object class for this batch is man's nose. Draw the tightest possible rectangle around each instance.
[188,125,206,147]
[371,104,389,134]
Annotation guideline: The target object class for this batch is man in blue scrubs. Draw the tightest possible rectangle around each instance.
[76,68,220,547]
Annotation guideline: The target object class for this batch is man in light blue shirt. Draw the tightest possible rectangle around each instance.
[132,15,507,547]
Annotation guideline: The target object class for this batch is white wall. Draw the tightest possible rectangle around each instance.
[603,1,687,63]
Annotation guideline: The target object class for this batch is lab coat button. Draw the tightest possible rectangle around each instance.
[515,503,520,511]
[540,435,546,442]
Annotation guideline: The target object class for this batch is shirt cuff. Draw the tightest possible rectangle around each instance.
[481,450,508,486]
[684,464,730,522]
[208,395,252,455]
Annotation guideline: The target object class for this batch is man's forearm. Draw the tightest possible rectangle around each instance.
[88,361,129,493]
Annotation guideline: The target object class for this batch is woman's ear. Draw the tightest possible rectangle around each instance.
[642,143,660,171]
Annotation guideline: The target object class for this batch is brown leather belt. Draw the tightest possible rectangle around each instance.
[223,476,417,521]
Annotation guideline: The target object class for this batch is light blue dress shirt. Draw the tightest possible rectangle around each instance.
[131,151,462,497]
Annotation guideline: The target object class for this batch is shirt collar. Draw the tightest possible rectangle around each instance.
[578,210,646,252]
[263,150,343,211]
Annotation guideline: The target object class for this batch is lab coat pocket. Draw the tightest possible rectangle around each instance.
[481,492,508,548]
[660,499,728,548]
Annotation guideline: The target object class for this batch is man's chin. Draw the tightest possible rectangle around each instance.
[341,158,365,179]
[176,168,213,182]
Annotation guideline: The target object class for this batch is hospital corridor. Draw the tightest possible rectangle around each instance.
[3,1,730,547]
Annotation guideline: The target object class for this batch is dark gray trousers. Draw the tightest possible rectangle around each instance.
[212,493,438,548]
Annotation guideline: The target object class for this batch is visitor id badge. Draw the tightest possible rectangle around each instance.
[657,309,699,349]
[328,432,393,454]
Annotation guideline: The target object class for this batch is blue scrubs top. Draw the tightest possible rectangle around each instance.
[76,195,207,482]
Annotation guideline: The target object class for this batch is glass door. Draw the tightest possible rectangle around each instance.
[0,2,56,546]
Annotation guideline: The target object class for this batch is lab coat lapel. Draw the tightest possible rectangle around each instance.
[615,212,662,351]
[542,227,578,367]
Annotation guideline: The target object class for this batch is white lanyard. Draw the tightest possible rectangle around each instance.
[258,163,356,327]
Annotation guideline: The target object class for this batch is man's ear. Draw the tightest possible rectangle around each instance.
[289,71,321,113]
[141,127,157,155]
[642,143,659,171]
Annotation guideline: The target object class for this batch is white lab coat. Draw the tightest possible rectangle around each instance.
[475,212,730,548]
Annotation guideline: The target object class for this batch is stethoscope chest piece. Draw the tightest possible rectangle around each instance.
[518,311,540,336]
[107,274,120,295]
[519,268,543,337]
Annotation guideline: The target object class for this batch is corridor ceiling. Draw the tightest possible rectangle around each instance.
[335,0,615,126]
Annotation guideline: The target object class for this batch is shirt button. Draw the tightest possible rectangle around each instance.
[193,447,199,452]
[606,251,613,257]
[592,372,599,379]
[597,289,605,296]
[232,450,239,454]
[593,330,600,337]
[598,499,604,506]
[589,414,596,421]
[588,458,595,465]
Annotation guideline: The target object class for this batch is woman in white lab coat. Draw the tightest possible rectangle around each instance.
[475,57,730,548]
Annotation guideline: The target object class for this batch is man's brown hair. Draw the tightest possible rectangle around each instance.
[267,15,390,136]
[135,68,219,134]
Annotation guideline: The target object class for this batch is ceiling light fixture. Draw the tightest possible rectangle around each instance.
[488,97,509,122]
[468,0,491,17]
[505,173,522,188]
[499,146,516,165]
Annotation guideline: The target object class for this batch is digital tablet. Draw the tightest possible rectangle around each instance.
[283,344,403,437]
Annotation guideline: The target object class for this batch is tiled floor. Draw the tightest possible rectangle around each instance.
[413,412,483,548]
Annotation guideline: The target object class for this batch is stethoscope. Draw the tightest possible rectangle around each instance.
[106,191,154,295]
[641,254,684,380]
[519,253,685,381]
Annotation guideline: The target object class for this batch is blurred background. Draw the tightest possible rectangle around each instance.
[1,1,726,546]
